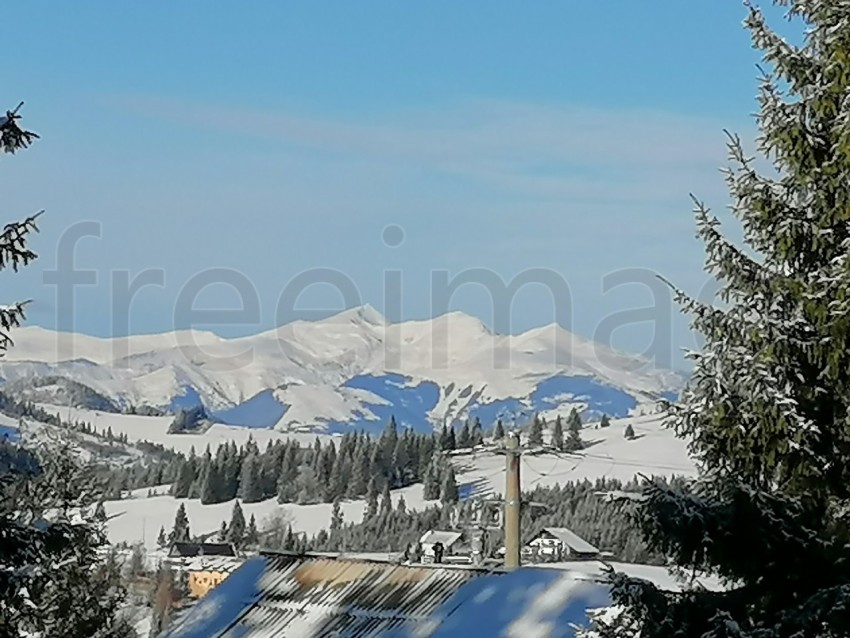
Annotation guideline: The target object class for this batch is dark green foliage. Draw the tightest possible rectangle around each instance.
[422,458,441,501]
[599,413,610,428]
[1,440,136,636]
[330,498,344,531]
[493,419,505,440]
[440,464,459,504]
[552,416,565,451]
[457,421,472,448]
[169,504,190,543]
[238,452,263,503]
[157,526,167,548]
[608,4,850,636]
[624,424,635,440]
[565,409,583,451]
[245,514,259,549]
[313,477,664,564]
[528,414,544,446]
[227,501,246,548]
[364,476,379,521]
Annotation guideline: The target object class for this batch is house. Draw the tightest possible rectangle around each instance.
[525,527,600,561]
[159,551,613,637]
[418,530,467,564]
[166,542,242,598]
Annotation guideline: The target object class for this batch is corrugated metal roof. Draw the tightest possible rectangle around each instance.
[540,527,599,555]
[162,552,498,638]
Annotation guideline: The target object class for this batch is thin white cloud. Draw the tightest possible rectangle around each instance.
[108,94,751,203]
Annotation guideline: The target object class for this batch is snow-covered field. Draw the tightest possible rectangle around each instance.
[64,406,696,551]
[35,404,333,455]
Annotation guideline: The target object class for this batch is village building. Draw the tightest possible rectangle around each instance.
[524,527,600,562]
[418,530,469,564]
[165,542,243,598]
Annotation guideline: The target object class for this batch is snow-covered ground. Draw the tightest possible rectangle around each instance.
[89,409,695,551]
[35,404,333,455]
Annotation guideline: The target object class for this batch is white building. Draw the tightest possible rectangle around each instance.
[524,527,600,561]
[419,530,466,563]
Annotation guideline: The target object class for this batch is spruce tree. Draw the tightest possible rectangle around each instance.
[471,417,484,446]
[552,415,565,451]
[624,423,635,441]
[245,514,259,548]
[227,501,246,549]
[157,526,168,548]
[599,413,610,428]
[608,4,850,636]
[379,483,393,516]
[493,419,505,440]
[364,476,379,521]
[330,498,344,532]
[458,421,472,448]
[239,452,263,503]
[422,457,442,501]
[440,464,459,504]
[528,414,544,446]
[169,503,191,543]
[565,410,583,452]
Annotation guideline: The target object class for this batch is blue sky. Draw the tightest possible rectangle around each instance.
[3,1,789,370]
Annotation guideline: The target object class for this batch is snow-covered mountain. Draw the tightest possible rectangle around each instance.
[0,306,683,433]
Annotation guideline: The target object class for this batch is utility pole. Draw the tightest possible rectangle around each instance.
[503,431,521,569]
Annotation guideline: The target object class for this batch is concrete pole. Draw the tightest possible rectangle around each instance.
[504,431,521,569]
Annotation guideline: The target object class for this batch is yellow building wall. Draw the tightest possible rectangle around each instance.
[188,570,228,598]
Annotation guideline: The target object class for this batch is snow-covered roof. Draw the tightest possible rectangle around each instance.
[420,530,464,548]
[537,527,599,555]
[159,552,611,637]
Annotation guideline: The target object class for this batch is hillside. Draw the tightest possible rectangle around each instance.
[0,306,682,434]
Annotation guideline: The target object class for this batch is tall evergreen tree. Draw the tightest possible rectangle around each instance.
[245,514,259,549]
[157,526,168,548]
[226,501,246,549]
[169,503,191,543]
[457,421,472,448]
[364,476,379,521]
[239,452,263,503]
[528,414,544,446]
[493,419,505,440]
[565,410,583,452]
[599,413,610,428]
[471,417,484,446]
[379,483,393,516]
[422,457,442,501]
[552,415,565,451]
[606,4,850,636]
[440,464,459,504]
[330,498,344,532]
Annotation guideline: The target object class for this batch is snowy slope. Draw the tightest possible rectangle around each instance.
[0,306,683,433]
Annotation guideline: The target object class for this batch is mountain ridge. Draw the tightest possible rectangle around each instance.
[0,305,683,433]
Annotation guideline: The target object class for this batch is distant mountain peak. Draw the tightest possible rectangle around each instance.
[0,307,684,433]
[328,304,386,326]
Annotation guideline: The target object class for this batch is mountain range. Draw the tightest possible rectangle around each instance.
[0,305,683,434]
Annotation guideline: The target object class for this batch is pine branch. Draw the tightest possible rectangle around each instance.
[0,103,39,154]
